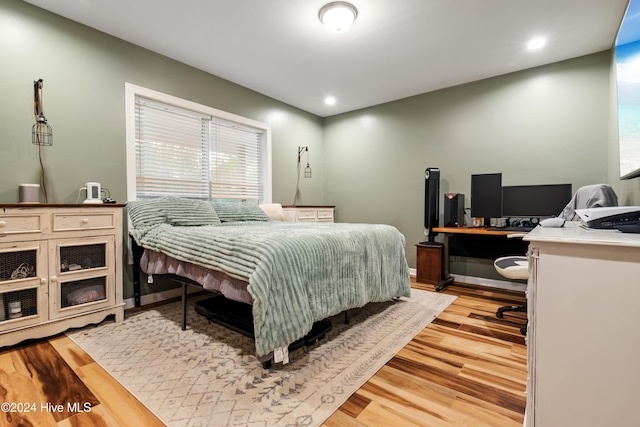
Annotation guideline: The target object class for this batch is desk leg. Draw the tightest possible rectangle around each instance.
[436,233,454,292]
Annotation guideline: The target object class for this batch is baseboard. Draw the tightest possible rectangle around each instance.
[123,286,202,310]
[450,274,526,292]
[409,269,526,292]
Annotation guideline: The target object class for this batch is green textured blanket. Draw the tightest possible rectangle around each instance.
[133,221,411,356]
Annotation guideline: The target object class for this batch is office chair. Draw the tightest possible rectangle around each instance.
[494,184,618,336]
[494,247,529,335]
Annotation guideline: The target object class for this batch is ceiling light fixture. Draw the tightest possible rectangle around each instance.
[527,37,546,50]
[319,2,358,33]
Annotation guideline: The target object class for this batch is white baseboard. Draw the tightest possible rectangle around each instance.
[449,274,526,292]
[409,268,526,292]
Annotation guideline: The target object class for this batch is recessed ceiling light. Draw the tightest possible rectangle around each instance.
[527,37,546,50]
[318,2,358,33]
[325,96,337,105]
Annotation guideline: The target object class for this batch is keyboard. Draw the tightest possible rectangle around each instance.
[489,226,535,232]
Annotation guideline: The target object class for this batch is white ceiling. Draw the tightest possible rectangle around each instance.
[23,0,630,117]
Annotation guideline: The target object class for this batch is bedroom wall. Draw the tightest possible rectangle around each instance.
[1,0,631,298]
[0,0,325,208]
[322,52,614,276]
[0,0,325,299]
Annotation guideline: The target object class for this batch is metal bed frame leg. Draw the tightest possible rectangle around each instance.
[182,283,187,331]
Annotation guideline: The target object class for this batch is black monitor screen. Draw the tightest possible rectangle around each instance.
[470,173,502,219]
[502,184,572,218]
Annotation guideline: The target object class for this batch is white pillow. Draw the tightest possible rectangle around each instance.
[259,203,285,221]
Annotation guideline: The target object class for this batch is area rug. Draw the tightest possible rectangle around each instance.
[67,289,456,427]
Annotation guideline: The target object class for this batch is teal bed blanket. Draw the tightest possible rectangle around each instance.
[129,202,410,357]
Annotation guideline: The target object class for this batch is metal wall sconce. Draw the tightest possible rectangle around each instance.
[293,146,312,206]
[298,146,312,178]
[32,79,53,146]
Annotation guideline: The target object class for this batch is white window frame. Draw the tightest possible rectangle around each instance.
[124,83,272,203]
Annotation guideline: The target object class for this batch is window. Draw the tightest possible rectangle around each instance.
[125,84,271,202]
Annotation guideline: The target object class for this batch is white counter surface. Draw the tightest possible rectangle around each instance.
[524,221,640,248]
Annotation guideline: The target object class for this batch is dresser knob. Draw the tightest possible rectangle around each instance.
[0,221,6,227]
[40,277,47,284]
[50,276,57,283]
[82,218,89,224]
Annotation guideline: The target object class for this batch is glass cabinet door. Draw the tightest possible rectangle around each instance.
[49,236,114,318]
[0,242,48,331]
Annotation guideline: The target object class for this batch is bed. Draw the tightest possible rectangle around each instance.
[128,197,411,364]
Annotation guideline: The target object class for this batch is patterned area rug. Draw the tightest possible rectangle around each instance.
[67,289,456,427]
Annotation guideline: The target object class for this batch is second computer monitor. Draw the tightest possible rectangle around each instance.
[502,184,572,218]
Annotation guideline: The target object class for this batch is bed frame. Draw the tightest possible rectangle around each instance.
[130,237,345,367]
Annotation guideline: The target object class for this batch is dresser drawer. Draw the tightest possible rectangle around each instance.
[317,209,334,220]
[53,213,116,232]
[296,209,318,221]
[0,214,44,236]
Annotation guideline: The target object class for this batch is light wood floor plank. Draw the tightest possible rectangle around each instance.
[76,362,166,427]
[1,279,527,427]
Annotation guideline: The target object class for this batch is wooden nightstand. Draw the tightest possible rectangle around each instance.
[282,205,335,223]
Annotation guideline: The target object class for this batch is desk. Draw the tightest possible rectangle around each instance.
[431,226,527,291]
[523,225,640,426]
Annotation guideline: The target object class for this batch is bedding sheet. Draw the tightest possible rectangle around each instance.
[131,221,411,356]
[140,249,253,304]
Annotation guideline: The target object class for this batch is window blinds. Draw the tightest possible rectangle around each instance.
[135,97,264,200]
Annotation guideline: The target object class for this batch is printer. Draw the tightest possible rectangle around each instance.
[575,206,640,233]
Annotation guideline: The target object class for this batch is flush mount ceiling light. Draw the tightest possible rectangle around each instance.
[319,2,358,33]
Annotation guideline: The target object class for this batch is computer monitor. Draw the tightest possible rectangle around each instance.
[470,173,502,225]
[502,184,572,218]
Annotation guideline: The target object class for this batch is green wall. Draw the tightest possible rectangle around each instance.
[323,52,613,270]
[3,0,635,297]
[0,0,324,207]
[0,0,324,299]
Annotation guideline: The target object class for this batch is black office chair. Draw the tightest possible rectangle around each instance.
[494,184,618,336]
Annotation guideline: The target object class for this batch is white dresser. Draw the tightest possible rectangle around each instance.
[0,204,124,347]
[282,205,335,223]
[523,225,640,427]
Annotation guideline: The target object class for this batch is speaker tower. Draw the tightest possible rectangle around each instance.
[424,167,440,241]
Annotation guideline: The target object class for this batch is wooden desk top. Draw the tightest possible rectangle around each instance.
[432,226,522,236]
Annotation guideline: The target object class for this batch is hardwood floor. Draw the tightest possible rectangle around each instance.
[0,278,527,427]
[324,280,527,427]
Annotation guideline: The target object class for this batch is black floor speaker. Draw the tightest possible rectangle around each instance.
[424,167,440,240]
[444,193,465,227]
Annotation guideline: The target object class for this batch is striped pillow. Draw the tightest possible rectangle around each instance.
[212,199,269,222]
[128,197,222,228]
[163,197,221,226]
[127,199,168,228]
